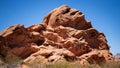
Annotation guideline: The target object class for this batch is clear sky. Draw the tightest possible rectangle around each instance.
[0,0,120,55]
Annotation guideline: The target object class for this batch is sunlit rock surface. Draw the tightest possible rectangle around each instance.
[0,5,114,66]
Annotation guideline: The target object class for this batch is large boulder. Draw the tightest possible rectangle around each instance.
[0,5,114,65]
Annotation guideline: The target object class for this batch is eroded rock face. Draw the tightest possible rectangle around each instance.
[0,5,114,65]
[42,5,92,30]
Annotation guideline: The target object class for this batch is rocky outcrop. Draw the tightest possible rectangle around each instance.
[0,24,43,58]
[115,53,120,61]
[0,5,114,65]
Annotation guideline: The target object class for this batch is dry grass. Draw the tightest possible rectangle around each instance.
[100,61,120,68]
[0,55,22,68]
[0,55,120,68]
[27,60,120,68]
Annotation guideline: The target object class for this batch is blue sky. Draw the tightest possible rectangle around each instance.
[0,0,120,55]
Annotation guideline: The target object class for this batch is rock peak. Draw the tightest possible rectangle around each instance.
[42,5,92,30]
[58,5,70,8]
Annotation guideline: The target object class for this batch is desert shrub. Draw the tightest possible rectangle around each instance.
[27,61,120,68]
[27,60,100,68]
[0,55,120,68]
[0,55,22,68]
[100,62,120,68]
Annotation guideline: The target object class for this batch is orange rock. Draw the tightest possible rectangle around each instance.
[0,5,114,65]
[42,5,92,29]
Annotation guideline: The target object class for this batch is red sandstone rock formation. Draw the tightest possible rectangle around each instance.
[0,5,114,65]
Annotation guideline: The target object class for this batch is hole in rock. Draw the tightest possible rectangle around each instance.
[64,55,75,61]
[89,32,97,38]
[55,18,59,22]
[70,11,77,15]
[45,53,53,58]
[62,8,70,14]
[36,40,44,46]
[13,27,20,31]
[50,59,54,62]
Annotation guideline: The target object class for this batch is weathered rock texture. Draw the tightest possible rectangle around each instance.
[0,5,114,65]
